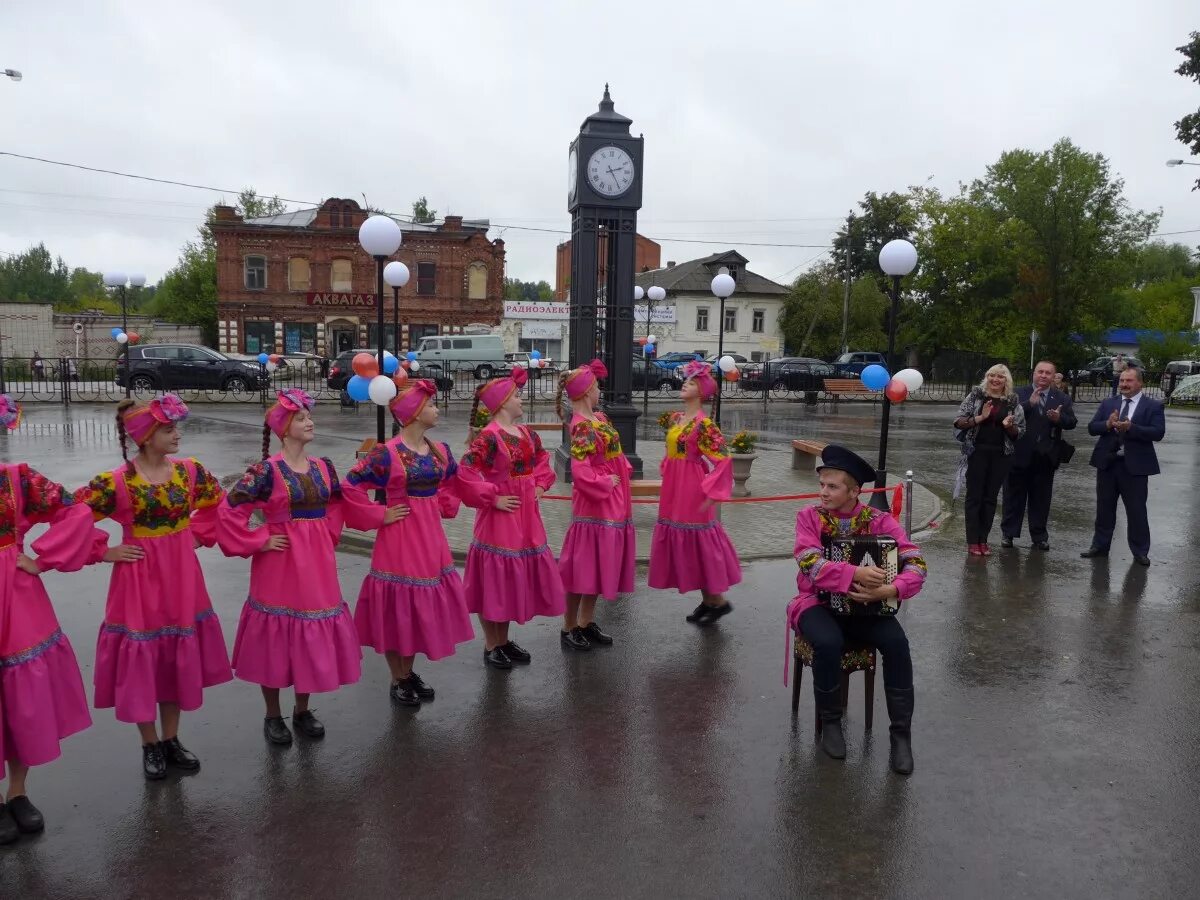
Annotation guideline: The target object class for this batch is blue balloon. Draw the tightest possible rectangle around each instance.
[406,351,418,362]
[861,364,890,391]
[110,327,122,339]
[382,354,399,374]
[257,352,269,365]
[530,350,541,360]
[346,374,371,402]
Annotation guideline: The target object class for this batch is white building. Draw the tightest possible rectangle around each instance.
[497,300,569,360]
[634,251,788,362]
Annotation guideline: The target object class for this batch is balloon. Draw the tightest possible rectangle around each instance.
[265,361,278,373]
[530,350,541,360]
[861,364,890,391]
[368,374,397,405]
[116,332,129,344]
[884,378,909,403]
[646,335,657,344]
[268,354,281,365]
[392,369,408,388]
[894,367,924,392]
[382,354,399,375]
[110,327,122,339]
[409,361,420,372]
[257,352,269,365]
[718,355,736,373]
[538,359,547,368]
[406,351,417,362]
[637,336,648,345]
[127,332,140,344]
[352,352,379,378]
[346,374,371,402]
[724,368,741,382]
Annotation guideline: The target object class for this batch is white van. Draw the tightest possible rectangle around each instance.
[416,334,506,379]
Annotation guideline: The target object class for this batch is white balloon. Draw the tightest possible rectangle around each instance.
[646,334,657,344]
[265,361,278,373]
[116,332,129,344]
[368,374,398,405]
[718,355,736,372]
[408,361,420,372]
[894,368,924,392]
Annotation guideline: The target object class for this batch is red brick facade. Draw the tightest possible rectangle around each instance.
[554,233,661,301]
[212,198,505,356]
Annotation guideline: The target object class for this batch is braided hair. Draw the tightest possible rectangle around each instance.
[466,384,485,449]
[115,399,138,478]
[555,371,570,422]
[261,423,273,461]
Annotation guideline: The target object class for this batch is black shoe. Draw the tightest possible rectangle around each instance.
[561,628,592,651]
[264,716,293,745]
[1000,536,1014,549]
[390,680,421,706]
[580,622,614,646]
[885,687,915,775]
[1080,547,1109,559]
[1034,540,1050,552]
[142,742,167,780]
[404,672,435,700]
[685,602,709,623]
[159,737,200,772]
[0,805,18,845]
[695,601,734,626]
[6,796,44,834]
[501,641,531,664]
[484,647,512,670]
[814,687,846,759]
[292,709,325,739]
[1134,555,1151,567]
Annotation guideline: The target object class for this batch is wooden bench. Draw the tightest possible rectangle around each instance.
[630,479,663,498]
[791,439,828,470]
[356,438,378,460]
[527,422,562,432]
[822,378,877,400]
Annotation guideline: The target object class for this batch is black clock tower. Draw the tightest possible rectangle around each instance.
[557,85,645,478]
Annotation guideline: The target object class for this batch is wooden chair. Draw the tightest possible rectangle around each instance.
[790,633,876,732]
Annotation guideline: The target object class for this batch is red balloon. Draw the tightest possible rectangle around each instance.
[352,352,379,377]
[884,378,908,403]
[637,336,648,345]
[724,368,741,382]
[392,369,408,388]
[401,360,411,370]
[268,353,282,365]
[127,332,140,344]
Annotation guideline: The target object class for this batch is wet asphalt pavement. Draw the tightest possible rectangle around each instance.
[1,399,1199,899]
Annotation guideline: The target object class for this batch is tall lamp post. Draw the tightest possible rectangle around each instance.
[870,239,919,511]
[104,271,144,397]
[384,260,410,436]
[710,268,736,427]
[639,285,666,417]
[358,215,404,447]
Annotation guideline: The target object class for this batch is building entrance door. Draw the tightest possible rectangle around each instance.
[332,328,355,352]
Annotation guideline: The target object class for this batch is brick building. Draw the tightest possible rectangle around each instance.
[554,232,661,301]
[211,198,505,356]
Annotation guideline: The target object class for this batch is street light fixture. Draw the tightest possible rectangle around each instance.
[1166,159,1200,167]
[383,260,410,435]
[710,269,736,426]
[104,271,134,397]
[638,285,666,416]
[358,214,404,449]
[2,69,21,82]
[870,238,918,511]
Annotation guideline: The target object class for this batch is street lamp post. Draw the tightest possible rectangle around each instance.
[640,285,665,417]
[710,269,736,427]
[870,239,918,511]
[104,271,139,397]
[358,215,404,448]
[384,260,410,436]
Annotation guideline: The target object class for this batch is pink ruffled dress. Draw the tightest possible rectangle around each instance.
[218,455,362,692]
[0,464,101,778]
[648,413,742,594]
[456,423,566,623]
[342,439,475,659]
[558,413,635,598]
[77,459,233,724]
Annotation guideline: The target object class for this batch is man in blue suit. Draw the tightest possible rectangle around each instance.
[1080,367,1167,566]
[1001,360,1077,550]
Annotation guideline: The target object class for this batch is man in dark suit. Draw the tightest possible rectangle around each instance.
[1081,367,1166,566]
[1001,360,1077,550]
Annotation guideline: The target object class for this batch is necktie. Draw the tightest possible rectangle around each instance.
[1117,399,1131,455]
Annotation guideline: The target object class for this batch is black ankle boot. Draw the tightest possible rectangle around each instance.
[142,741,167,780]
[885,687,915,775]
[0,804,19,845]
[814,686,846,759]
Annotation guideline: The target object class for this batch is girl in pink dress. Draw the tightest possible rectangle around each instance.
[342,379,474,706]
[457,367,565,669]
[218,389,362,746]
[76,395,232,780]
[0,397,104,843]
[555,359,634,651]
[648,360,741,625]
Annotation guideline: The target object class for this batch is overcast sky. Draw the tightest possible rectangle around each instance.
[2,1,1198,290]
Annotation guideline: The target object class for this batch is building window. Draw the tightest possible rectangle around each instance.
[342,204,354,228]
[330,208,342,227]
[284,323,317,354]
[244,321,274,354]
[367,324,399,350]
[467,262,487,300]
[752,308,765,333]
[418,262,436,296]
[288,258,311,291]
[331,259,353,292]
[724,308,737,333]
[696,307,709,332]
[244,256,266,290]
[751,351,764,362]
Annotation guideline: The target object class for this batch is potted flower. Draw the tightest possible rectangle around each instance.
[728,430,759,497]
[468,407,490,445]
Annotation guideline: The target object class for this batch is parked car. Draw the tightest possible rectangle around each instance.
[1069,355,1144,386]
[832,351,887,377]
[415,334,506,379]
[1167,373,1200,405]
[326,348,377,390]
[116,344,269,394]
[652,351,704,371]
[501,352,559,378]
[741,357,834,393]
[631,358,682,392]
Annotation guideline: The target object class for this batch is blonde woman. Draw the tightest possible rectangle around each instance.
[953,365,1026,556]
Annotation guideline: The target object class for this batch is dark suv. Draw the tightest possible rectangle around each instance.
[116,344,269,393]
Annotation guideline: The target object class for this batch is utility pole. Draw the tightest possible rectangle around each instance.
[840,211,854,355]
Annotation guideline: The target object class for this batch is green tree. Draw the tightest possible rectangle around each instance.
[779,266,888,358]
[830,191,920,283]
[235,188,287,220]
[0,244,72,305]
[1174,31,1200,191]
[411,196,437,224]
[503,278,554,303]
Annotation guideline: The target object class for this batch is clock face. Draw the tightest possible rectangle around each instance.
[568,148,578,200]
[587,145,635,198]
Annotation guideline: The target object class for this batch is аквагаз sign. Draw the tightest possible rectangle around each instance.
[306,292,378,308]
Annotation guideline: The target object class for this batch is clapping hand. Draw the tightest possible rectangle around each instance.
[1046,405,1062,423]
[1114,418,1132,433]
[980,400,994,420]
[1029,390,1042,408]
[1107,410,1120,431]
[1002,413,1015,429]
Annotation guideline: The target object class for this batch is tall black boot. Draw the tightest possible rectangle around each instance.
[885,687,915,775]
[814,686,846,759]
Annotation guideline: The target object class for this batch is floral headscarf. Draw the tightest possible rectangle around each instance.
[0,394,22,431]
[123,393,189,446]
[679,359,717,399]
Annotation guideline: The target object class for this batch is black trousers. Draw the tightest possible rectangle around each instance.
[1001,454,1057,542]
[964,446,1011,544]
[1091,458,1151,557]
[799,605,913,694]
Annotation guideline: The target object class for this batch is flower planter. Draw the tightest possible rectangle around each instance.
[730,451,758,498]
